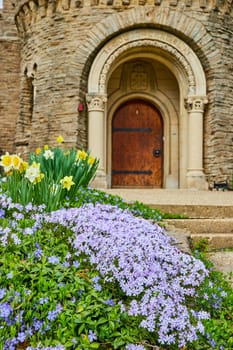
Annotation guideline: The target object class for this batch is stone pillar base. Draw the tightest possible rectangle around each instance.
[186,170,208,190]
[90,170,108,189]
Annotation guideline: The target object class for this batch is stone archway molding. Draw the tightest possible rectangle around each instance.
[87,28,208,190]
[88,29,206,96]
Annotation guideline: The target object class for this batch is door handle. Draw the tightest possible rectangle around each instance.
[153,149,161,157]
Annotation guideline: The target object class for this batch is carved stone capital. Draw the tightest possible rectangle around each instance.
[86,94,107,112]
[184,96,208,112]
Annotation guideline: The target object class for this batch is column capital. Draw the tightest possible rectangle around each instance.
[86,94,107,112]
[184,95,208,112]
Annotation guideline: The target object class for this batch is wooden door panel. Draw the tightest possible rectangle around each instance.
[112,100,163,187]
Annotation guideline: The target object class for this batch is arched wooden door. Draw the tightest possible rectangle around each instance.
[112,99,163,187]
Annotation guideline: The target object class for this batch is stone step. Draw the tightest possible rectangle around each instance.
[164,218,233,234]
[207,252,233,279]
[190,233,233,250]
[150,204,233,219]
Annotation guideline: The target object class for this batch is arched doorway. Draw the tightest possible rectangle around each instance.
[87,29,208,190]
[112,99,163,187]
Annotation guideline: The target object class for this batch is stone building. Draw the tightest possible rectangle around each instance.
[0,0,233,190]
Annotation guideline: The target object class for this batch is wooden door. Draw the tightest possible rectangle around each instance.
[112,99,163,187]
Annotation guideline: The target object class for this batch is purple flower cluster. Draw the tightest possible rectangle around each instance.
[42,203,209,347]
[0,287,63,349]
[26,346,65,350]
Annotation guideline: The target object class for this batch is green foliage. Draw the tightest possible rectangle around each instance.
[190,238,210,253]
[190,251,233,350]
[68,187,184,222]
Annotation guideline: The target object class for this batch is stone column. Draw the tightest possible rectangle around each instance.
[185,96,208,190]
[86,94,108,188]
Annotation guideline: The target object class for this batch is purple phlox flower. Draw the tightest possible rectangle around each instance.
[26,346,65,350]
[23,227,34,235]
[91,275,102,291]
[125,345,146,350]
[12,211,24,220]
[88,330,97,343]
[3,337,18,350]
[39,297,49,305]
[62,261,70,267]
[0,208,5,218]
[72,260,80,268]
[32,317,44,331]
[92,276,100,283]
[0,301,13,320]
[65,252,71,260]
[93,283,102,291]
[220,291,227,298]
[209,338,216,348]
[118,301,126,313]
[0,288,6,299]
[24,289,31,296]
[6,271,13,279]
[34,246,43,260]
[104,298,115,306]
[11,233,21,245]
[17,331,27,343]
[47,256,60,265]
[47,303,63,321]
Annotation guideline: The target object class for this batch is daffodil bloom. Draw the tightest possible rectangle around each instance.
[19,161,29,173]
[88,156,95,165]
[25,162,41,183]
[12,154,22,170]
[44,145,49,150]
[60,176,75,191]
[76,150,87,161]
[34,172,44,184]
[35,147,42,155]
[44,149,54,160]
[56,135,64,144]
[0,152,12,173]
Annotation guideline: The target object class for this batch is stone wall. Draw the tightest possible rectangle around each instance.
[0,1,20,154]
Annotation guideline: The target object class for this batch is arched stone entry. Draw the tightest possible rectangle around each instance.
[86,29,208,190]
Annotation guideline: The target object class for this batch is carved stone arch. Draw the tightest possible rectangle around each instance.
[83,6,220,75]
[88,29,205,96]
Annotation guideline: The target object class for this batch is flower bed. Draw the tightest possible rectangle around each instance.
[0,140,232,350]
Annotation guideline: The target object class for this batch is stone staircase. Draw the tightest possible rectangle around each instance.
[158,205,233,278]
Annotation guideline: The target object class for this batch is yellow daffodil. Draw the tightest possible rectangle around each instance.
[88,156,95,166]
[0,152,12,173]
[19,161,29,173]
[34,172,44,184]
[60,176,75,191]
[76,150,87,161]
[44,144,49,150]
[35,147,42,155]
[12,154,22,170]
[56,135,64,144]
